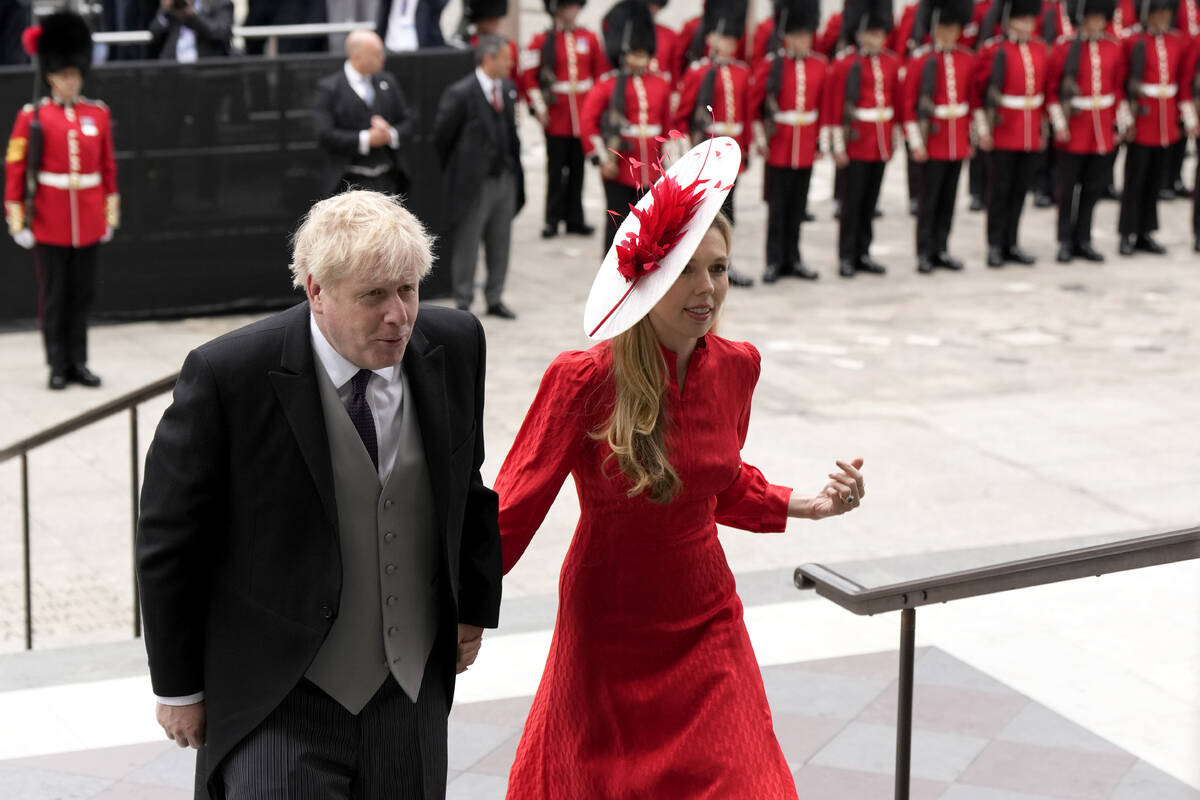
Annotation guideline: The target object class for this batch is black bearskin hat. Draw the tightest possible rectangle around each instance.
[603,0,658,65]
[36,11,92,77]
[703,0,749,39]
[543,0,586,14]
[845,0,895,32]
[1069,0,1115,21]
[934,0,976,26]
[466,0,508,22]
[1008,0,1044,19]
[777,0,822,32]
[1141,0,1175,18]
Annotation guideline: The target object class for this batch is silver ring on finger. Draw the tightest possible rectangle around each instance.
[845,494,856,504]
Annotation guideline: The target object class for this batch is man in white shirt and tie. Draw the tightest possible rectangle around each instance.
[313,30,414,196]
[148,0,234,61]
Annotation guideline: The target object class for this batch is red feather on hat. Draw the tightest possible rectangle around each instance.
[615,175,707,282]
[22,26,42,57]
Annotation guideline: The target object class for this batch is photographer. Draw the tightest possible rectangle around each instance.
[149,0,233,61]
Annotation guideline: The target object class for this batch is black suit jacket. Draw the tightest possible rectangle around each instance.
[312,68,413,196]
[136,302,501,798]
[432,71,525,228]
[148,0,234,60]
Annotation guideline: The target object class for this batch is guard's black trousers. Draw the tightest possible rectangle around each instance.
[968,152,987,201]
[602,179,640,253]
[838,159,886,263]
[1054,150,1113,247]
[545,134,586,229]
[764,165,813,273]
[1118,142,1168,237]
[986,149,1038,250]
[915,159,963,258]
[34,243,98,372]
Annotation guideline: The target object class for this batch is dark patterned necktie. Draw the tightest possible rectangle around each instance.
[345,369,378,470]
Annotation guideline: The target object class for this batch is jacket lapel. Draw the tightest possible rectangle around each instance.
[269,303,339,532]
[402,324,452,538]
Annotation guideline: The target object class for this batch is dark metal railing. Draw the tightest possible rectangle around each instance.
[0,373,179,650]
[795,525,1200,800]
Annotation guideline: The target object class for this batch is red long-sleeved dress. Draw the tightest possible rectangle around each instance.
[496,335,798,799]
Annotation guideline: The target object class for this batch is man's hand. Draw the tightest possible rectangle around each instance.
[367,126,391,147]
[536,111,549,128]
[12,229,34,249]
[157,701,206,749]
[833,152,850,168]
[977,132,994,151]
[100,226,114,243]
[456,623,484,674]
[911,146,929,163]
[1054,128,1070,144]
[599,160,619,180]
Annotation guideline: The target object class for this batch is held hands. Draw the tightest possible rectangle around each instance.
[789,458,866,520]
[157,700,206,749]
[911,146,929,163]
[368,116,393,148]
[456,623,484,674]
[12,229,34,249]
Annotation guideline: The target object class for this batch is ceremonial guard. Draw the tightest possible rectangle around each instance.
[751,0,783,69]
[1117,0,1197,254]
[902,0,977,273]
[676,1,749,77]
[894,0,935,216]
[966,0,998,211]
[5,11,117,390]
[1045,0,1125,262]
[581,0,672,251]
[1184,31,1200,250]
[521,0,605,239]
[750,0,826,281]
[1164,0,1200,198]
[972,0,1047,267]
[823,0,903,277]
[644,0,681,81]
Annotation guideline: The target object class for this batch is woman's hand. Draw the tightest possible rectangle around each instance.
[788,458,865,519]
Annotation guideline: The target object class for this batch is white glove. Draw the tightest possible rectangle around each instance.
[100,226,114,243]
[12,229,34,249]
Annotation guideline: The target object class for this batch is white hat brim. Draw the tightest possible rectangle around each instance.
[583,137,742,341]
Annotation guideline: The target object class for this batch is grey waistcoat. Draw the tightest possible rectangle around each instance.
[306,363,441,713]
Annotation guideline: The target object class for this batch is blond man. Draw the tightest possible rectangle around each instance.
[137,191,501,800]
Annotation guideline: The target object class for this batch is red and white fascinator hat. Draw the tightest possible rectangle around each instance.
[583,135,742,341]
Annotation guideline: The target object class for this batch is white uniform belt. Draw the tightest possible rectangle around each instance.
[932,103,970,119]
[773,109,819,125]
[38,171,101,190]
[853,107,895,122]
[1140,83,1177,98]
[551,78,593,93]
[998,93,1044,109]
[1069,93,1115,110]
[706,121,745,136]
[619,123,663,137]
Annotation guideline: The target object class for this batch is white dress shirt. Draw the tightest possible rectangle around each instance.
[385,0,419,52]
[475,66,501,110]
[153,313,406,707]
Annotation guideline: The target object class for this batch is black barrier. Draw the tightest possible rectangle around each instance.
[0,48,472,326]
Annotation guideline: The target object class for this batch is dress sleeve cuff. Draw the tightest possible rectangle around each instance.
[1048,102,1068,134]
[105,194,120,228]
[6,201,25,234]
[389,126,400,149]
[358,130,371,155]
[904,121,925,151]
[156,691,205,706]
[818,125,832,154]
[1181,100,1199,132]
[832,126,846,155]
[972,108,991,140]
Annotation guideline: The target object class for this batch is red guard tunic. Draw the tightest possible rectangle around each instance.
[651,22,680,81]
[1107,0,1138,38]
[496,340,798,800]
[1177,0,1200,39]
[963,0,995,49]
[817,12,844,57]
[751,17,776,70]
[902,44,977,161]
[675,57,754,168]
[676,16,749,75]
[1124,30,1188,147]
[823,47,904,161]
[971,35,1049,151]
[520,26,607,138]
[1041,1,1076,42]
[1046,34,1127,154]
[580,70,673,189]
[749,50,829,169]
[890,2,927,57]
[5,97,118,248]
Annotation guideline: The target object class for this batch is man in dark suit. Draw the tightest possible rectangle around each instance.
[148,0,234,61]
[433,35,524,319]
[136,191,502,800]
[377,0,448,50]
[313,29,413,196]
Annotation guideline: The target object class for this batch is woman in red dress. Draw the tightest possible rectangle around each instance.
[495,135,866,799]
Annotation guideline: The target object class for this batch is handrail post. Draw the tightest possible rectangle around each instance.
[895,607,916,800]
[21,452,32,651]
[130,406,141,639]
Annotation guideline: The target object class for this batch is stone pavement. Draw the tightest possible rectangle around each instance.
[1,647,1197,800]
[2,28,1200,796]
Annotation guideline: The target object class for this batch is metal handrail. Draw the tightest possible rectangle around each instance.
[92,20,377,46]
[2,372,180,650]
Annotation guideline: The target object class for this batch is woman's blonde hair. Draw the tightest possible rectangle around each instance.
[592,212,733,505]
[289,191,434,290]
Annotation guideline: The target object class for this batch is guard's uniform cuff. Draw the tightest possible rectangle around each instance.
[106,194,120,228]
[904,121,925,151]
[818,125,831,154]
[589,135,612,164]
[832,126,846,155]
[1181,100,1199,132]
[528,88,548,118]
[1116,100,1134,135]
[972,108,991,140]
[5,201,25,234]
[1048,102,1068,133]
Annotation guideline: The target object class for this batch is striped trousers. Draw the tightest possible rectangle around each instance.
[220,667,448,800]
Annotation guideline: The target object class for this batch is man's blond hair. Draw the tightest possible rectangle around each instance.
[289,191,434,290]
